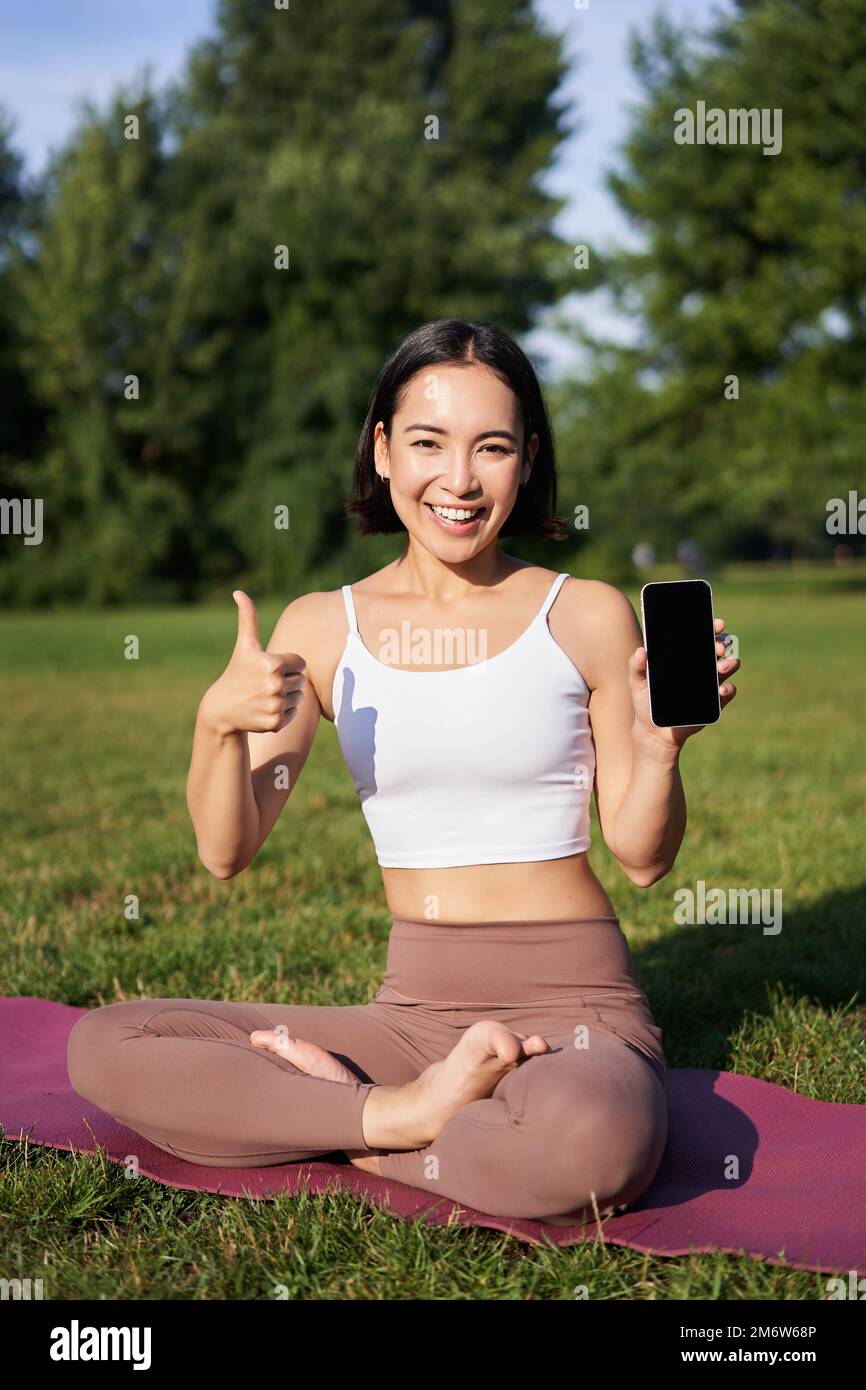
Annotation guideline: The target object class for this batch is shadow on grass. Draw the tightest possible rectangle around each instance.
[627,883,866,1070]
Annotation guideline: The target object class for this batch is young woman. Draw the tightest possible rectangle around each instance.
[68,319,739,1224]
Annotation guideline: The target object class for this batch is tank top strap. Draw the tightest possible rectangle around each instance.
[538,571,571,618]
[341,584,359,635]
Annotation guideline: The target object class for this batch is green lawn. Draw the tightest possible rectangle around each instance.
[1,566,864,1299]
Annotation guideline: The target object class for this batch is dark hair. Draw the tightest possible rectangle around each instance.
[345,318,569,539]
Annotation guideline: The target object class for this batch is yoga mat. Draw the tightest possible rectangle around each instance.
[1,997,863,1275]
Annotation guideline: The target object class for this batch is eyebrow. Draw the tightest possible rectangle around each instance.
[403,423,518,444]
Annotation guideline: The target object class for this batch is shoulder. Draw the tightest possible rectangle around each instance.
[264,589,353,721]
[266,589,347,644]
[550,577,641,689]
[270,561,398,635]
[558,576,637,627]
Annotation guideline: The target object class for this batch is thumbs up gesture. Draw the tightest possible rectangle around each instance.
[198,591,307,737]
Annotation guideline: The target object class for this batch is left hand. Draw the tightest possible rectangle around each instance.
[628,616,740,757]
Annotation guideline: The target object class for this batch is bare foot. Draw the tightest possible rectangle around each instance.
[249,1028,359,1084]
[251,1027,384,1172]
[360,1020,549,1151]
[250,1020,550,1165]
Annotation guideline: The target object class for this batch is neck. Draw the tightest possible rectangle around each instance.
[392,539,527,602]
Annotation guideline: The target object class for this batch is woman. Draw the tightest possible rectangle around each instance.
[68,319,740,1223]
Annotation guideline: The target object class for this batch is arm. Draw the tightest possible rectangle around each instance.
[581,584,739,888]
[585,586,685,887]
[186,592,321,879]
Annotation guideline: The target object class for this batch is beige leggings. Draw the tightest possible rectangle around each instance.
[67,916,669,1223]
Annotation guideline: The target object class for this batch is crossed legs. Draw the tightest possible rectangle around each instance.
[376,1026,668,1221]
[67,997,409,1165]
[67,996,668,1220]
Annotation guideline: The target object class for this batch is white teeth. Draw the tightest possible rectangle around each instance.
[431,505,480,521]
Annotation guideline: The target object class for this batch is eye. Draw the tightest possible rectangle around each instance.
[411,440,510,453]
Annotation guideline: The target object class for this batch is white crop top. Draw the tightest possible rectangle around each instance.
[331,571,596,869]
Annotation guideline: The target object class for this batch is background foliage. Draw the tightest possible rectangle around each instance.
[0,0,862,604]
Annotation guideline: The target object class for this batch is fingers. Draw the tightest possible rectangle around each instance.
[717,617,741,691]
[259,659,308,731]
[263,667,306,699]
[233,590,262,652]
[282,670,306,691]
[714,621,739,687]
[272,653,307,675]
[250,1028,294,1052]
[263,693,304,734]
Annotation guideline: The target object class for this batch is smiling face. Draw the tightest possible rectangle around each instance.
[373,363,539,555]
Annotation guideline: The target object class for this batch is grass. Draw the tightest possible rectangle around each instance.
[1,566,864,1300]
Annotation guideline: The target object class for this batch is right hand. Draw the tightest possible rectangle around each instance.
[199,591,307,737]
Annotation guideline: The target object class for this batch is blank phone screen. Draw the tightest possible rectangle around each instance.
[641,580,720,728]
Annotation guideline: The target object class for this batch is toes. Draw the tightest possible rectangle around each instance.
[491,1025,529,1067]
[250,1028,296,1052]
[502,1028,550,1061]
[461,1021,550,1074]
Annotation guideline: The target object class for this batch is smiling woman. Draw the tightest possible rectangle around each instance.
[406,419,519,532]
[68,317,740,1224]
[345,318,567,541]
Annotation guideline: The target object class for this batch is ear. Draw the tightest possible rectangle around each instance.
[373,422,390,482]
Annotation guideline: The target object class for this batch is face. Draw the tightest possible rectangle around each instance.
[373,363,539,555]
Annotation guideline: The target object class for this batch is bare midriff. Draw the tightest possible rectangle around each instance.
[380,851,617,924]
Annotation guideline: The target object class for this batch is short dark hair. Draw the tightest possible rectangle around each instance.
[345,318,569,539]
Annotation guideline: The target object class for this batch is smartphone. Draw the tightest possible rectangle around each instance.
[639,579,721,728]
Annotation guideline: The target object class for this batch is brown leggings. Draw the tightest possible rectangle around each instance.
[67,916,668,1223]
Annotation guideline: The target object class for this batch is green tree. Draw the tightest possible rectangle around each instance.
[3,83,188,604]
[554,0,866,564]
[3,0,575,603]
[0,115,42,513]
[154,0,574,596]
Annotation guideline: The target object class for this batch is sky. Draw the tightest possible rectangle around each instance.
[0,0,735,379]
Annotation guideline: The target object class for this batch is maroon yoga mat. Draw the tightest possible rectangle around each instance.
[1,997,863,1275]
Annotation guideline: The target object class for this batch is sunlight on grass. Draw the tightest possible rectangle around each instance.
[1,572,863,1298]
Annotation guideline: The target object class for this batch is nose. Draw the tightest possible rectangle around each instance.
[438,446,480,498]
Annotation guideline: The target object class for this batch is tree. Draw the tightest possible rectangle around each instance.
[2,0,575,604]
[0,115,42,523]
[154,0,574,595]
[3,84,188,603]
[554,0,866,564]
